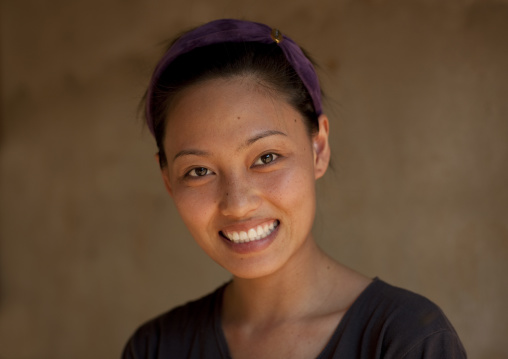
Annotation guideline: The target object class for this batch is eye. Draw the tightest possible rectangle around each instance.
[253,153,279,166]
[187,167,211,177]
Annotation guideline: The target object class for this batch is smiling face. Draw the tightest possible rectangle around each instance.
[160,76,330,279]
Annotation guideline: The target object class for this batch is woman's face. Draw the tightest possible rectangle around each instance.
[160,76,330,279]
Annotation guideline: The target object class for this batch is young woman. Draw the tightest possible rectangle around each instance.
[122,19,466,359]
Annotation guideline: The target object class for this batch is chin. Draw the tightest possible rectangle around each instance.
[224,260,285,280]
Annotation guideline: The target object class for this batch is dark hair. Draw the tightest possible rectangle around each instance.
[147,41,320,168]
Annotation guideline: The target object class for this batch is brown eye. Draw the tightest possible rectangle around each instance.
[189,167,209,177]
[261,154,274,164]
[254,153,279,166]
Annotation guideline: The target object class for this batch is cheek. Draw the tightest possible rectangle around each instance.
[259,157,316,214]
[172,186,217,234]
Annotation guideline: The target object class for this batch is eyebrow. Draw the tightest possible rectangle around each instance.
[240,130,287,150]
[172,130,287,163]
[173,149,211,162]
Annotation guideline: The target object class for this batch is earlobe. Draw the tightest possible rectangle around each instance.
[313,114,331,179]
[156,153,173,196]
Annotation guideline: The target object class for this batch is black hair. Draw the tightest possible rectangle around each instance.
[147,41,320,168]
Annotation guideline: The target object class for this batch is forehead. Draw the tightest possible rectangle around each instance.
[164,77,307,155]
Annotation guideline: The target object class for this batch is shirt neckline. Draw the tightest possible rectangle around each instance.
[212,277,382,359]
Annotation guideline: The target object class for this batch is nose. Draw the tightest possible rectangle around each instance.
[218,173,262,218]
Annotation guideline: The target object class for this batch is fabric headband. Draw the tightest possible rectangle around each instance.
[145,19,322,136]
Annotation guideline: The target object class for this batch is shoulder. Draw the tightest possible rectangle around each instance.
[362,278,447,324]
[354,279,467,358]
[121,283,227,359]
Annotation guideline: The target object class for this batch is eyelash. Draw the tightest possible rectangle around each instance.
[184,152,281,179]
[186,167,213,178]
[252,152,280,166]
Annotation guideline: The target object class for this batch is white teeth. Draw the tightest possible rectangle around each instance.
[224,220,279,244]
[256,226,264,236]
[248,228,257,240]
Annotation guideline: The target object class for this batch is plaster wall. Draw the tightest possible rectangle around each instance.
[1,0,507,358]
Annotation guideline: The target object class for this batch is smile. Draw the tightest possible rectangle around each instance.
[221,220,279,244]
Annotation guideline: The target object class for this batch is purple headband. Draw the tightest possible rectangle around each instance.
[146,19,322,136]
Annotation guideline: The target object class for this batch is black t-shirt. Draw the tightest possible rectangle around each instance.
[122,278,466,358]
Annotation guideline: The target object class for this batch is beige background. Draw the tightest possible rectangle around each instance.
[1,0,507,358]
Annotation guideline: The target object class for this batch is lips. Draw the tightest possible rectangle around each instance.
[220,220,279,244]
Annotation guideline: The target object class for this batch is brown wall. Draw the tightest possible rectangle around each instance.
[1,0,507,358]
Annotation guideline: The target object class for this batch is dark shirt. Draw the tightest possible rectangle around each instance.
[122,278,466,358]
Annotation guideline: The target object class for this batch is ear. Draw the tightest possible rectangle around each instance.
[313,114,330,179]
[156,153,173,196]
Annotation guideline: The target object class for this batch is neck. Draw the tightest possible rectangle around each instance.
[222,236,342,325]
